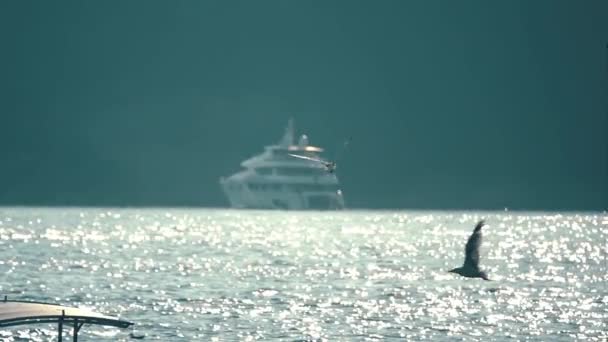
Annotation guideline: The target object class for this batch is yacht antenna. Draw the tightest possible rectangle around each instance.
[279,118,294,147]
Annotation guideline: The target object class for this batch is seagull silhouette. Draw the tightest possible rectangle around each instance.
[449,220,490,280]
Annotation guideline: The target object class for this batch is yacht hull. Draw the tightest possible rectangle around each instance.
[220,178,345,210]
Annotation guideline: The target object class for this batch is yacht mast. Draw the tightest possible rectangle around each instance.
[279,118,295,147]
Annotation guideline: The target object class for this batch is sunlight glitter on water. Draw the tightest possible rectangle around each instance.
[0,208,606,341]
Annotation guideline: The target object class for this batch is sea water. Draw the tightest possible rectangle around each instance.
[0,208,606,341]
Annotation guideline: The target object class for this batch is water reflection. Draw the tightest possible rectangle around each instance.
[0,208,606,340]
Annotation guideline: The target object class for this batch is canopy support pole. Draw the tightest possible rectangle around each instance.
[58,310,65,342]
[73,319,84,342]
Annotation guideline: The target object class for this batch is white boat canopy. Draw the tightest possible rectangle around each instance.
[0,298,133,341]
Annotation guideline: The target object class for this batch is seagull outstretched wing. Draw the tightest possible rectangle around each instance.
[463,220,484,270]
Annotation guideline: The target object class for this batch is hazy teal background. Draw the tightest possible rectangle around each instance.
[0,208,606,340]
[0,1,606,210]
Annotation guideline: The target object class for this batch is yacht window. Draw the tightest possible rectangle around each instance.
[276,167,325,177]
[286,184,339,192]
[256,167,273,175]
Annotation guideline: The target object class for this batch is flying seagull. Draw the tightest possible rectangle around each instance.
[449,220,490,280]
[287,153,336,173]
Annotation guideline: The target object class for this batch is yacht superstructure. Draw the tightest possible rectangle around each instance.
[219,119,345,210]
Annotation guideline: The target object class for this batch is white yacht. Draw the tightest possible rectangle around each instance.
[220,119,345,210]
